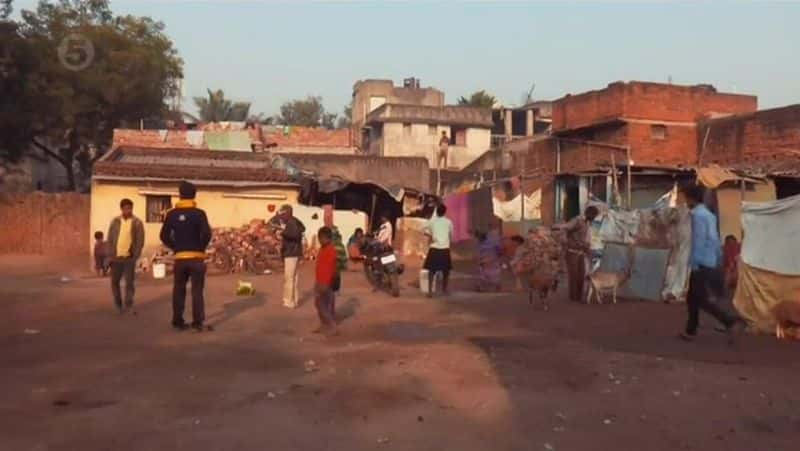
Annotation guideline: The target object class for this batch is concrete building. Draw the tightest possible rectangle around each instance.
[517,81,758,224]
[351,78,445,141]
[91,146,302,255]
[363,103,493,170]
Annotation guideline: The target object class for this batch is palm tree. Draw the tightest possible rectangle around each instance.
[457,90,497,108]
[193,89,251,122]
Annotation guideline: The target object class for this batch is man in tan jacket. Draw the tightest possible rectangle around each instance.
[106,198,145,314]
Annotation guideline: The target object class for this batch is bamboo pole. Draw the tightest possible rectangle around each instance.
[626,146,632,209]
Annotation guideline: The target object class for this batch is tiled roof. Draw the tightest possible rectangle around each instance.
[93,147,292,184]
[366,104,493,128]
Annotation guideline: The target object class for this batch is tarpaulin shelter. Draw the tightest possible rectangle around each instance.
[595,188,692,302]
[734,194,800,333]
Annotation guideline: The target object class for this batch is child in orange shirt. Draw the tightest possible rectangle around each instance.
[315,227,339,336]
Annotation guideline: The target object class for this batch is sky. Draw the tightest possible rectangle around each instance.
[11,1,800,117]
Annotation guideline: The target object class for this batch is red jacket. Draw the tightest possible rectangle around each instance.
[316,244,338,287]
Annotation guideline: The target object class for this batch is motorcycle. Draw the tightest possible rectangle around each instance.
[360,238,404,297]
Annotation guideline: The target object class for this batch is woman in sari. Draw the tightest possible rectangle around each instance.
[477,230,503,292]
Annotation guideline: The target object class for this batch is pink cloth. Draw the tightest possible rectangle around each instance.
[444,193,470,243]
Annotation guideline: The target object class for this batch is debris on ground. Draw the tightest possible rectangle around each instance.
[24,329,40,335]
[377,437,391,445]
[544,443,555,451]
[59,276,71,283]
[304,360,318,373]
[267,392,276,399]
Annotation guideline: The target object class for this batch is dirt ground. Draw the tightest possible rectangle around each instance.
[1,254,798,451]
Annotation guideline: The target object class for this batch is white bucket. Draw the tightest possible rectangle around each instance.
[152,263,166,279]
[419,269,439,294]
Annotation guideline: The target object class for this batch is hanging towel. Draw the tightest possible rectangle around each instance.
[185,130,205,147]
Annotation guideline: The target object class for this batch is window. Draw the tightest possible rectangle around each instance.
[428,124,437,135]
[403,123,412,136]
[451,126,467,146]
[651,124,667,140]
[146,195,172,223]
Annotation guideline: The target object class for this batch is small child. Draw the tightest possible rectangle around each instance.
[314,227,339,336]
[93,231,109,277]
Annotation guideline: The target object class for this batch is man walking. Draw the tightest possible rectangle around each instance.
[106,198,145,314]
[423,204,454,297]
[277,205,305,309]
[680,185,744,341]
[160,182,213,332]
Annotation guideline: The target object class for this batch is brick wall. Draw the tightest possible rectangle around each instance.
[700,105,800,166]
[553,81,757,131]
[625,122,698,166]
[0,193,89,255]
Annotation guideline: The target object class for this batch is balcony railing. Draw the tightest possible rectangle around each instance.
[491,134,527,148]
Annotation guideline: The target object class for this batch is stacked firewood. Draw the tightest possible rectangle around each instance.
[149,219,284,274]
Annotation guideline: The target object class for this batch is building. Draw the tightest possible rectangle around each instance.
[351,78,445,138]
[363,103,493,169]
[518,81,758,223]
[700,104,800,199]
[91,146,301,255]
[491,100,553,148]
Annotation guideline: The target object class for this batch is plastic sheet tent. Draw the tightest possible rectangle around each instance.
[595,187,691,302]
[734,194,800,333]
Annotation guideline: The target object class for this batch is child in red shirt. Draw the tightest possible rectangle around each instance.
[315,227,339,335]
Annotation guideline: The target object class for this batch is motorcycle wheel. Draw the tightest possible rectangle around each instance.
[389,272,400,297]
[364,264,378,288]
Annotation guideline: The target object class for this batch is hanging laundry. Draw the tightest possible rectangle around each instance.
[185,130,204,147]
[444,193,471,243]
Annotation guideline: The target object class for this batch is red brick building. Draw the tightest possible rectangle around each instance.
[699,104,800,198]
[518,81,758,223]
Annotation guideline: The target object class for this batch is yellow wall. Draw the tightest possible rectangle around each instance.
[90,180,369,260]
[716,180,776,241]
[91,180,300,257]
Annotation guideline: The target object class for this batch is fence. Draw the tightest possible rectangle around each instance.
[0,193,89,255]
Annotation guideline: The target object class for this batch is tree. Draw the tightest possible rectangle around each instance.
[336,104,352,129]
[193,89,251,122]
[277,95,337,129]
[457,90,497,108]
[2,0,183,191]
[1,0,12,19]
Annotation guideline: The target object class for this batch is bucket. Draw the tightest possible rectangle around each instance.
[419,269,440,294]
[152,263,166,279]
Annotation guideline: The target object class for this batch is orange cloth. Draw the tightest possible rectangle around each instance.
[316,244,338,287]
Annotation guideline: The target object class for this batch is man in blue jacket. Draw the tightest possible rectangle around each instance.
[160,181,213,332]
[680,185,744,341]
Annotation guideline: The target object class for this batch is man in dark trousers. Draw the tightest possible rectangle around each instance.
[680,185,745,342]
[106,198,145,314]
[160,181,213,332]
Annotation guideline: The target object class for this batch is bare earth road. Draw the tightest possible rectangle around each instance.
[1,255,798,451]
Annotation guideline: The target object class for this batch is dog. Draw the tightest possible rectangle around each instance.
[527,270,559,311]
[585,270,627,305]
[773,300,800,340]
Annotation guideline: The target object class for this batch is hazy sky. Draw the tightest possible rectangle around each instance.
[12,1,800,117]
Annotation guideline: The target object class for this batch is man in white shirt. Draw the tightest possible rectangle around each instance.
[423,204,454,297]
[377,215,394,248]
